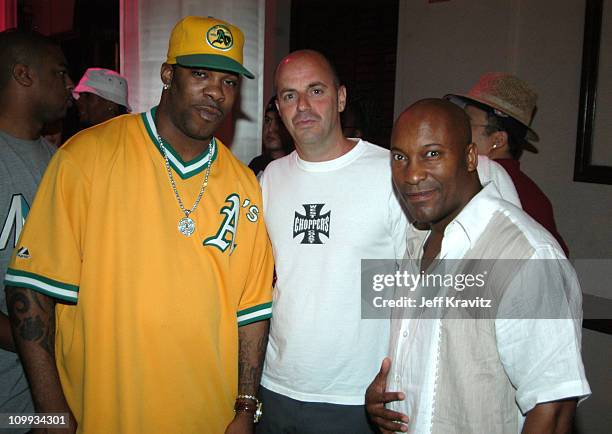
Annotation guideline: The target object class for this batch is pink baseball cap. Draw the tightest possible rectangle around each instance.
[73,68,131,112]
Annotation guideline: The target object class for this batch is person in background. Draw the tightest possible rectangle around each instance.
[73,67,131,127]
[0,28,74,433]
[446,72,570,256]
[249,95,293,178]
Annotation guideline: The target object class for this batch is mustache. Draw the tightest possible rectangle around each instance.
[292,112,319,124]
[402,188,436,195]
[398,184,438,195]
[195,103,224,117]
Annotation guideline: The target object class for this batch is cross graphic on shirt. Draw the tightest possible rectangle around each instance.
[293,204,331,244]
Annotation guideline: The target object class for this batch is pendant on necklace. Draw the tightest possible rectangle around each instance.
[178,216,195,237]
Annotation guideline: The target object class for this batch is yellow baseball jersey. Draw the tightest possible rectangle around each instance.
[5,108,273,434]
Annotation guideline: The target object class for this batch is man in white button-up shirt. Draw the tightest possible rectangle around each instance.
[365,99,590,434]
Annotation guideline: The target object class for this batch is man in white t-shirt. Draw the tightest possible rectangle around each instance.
[257,49,406,433]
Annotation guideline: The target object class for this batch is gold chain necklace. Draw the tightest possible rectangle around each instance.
[158,135,213,236]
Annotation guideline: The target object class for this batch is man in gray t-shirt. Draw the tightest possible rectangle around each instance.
[0,29,73,426]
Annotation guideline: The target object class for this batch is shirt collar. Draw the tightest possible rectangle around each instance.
[444,182,503,250]
[405,182,504,259]
[141,107,219,179]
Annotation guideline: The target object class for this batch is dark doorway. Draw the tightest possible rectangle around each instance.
[290,0,400,147]
[18,0,119,81]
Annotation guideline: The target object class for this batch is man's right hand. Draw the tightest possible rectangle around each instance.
[365,358,409,433]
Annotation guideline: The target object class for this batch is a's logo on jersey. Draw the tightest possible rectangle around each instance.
[293,204,331,244]
[204,194,240,253]
[1,194,30,251]
[203,194,260,254]
[16,247,30,259]
[241,198,260,223]
[206,25,233,50]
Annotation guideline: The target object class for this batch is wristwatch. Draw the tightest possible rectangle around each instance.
[234,394,263,423]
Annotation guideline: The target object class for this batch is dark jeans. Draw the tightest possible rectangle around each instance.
[255,386,377,434]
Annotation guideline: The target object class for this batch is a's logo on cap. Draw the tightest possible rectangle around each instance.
[206,25,234,51]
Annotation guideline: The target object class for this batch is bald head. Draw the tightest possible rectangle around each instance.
[390,98,480,228]
[274,50,340,91]
[393,98,472,153]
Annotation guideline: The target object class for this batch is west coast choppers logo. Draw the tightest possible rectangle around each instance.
[206,25,234,51]
[293,204,330,244]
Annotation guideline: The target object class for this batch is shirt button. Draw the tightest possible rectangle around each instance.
[403,331,408,338]
[395,374,401,382]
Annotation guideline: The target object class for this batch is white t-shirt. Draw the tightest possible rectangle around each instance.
[260,140,408,404]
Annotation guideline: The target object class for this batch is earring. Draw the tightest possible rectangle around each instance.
[163,83,170,90]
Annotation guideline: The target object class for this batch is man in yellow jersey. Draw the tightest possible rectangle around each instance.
[5,16,273,434]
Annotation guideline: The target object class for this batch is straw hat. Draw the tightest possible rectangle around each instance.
[446,72,539,152]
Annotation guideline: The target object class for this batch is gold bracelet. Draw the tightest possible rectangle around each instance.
[234,395,263,423]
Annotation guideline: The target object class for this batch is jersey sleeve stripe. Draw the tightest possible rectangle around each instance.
[237,302,272,326]
[4,268,79,302]
[238,302,272,316]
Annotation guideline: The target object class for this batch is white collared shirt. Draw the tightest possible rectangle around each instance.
[476,155,521,208]
[388,183,590,434]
